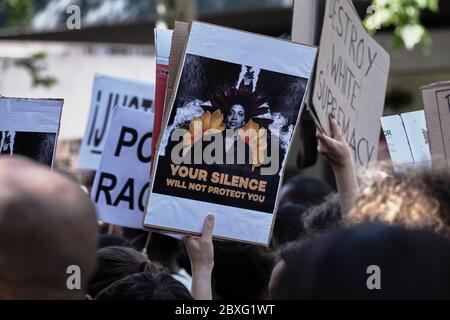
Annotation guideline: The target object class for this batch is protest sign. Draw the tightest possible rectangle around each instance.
[421,81,450,167]
[312,0,390,167]
[381,110,431,170]
[78,74,155,170]
[144,21,317,245]
[163,22,190,130]
[0,97,63,167]
[152,28,174,172]
[292,0,326,46]
[92,106,154,229]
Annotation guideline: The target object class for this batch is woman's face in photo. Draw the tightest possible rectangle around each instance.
[226,104,246,130]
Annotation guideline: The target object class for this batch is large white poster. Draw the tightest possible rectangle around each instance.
[144,22,317,245]
[78,74,155,170]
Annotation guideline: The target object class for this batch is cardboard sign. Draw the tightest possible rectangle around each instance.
[152,29,174,172]
[0,97,63,167]
[78,74,155,170]
[144,21,318,245]
[312,0,390,167]
[421,81,450,167]
[92,106,154,229]
[381,111,431,170]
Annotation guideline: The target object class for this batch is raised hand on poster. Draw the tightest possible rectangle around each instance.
[183,215,215,300]
[317,116,353,169]
[317,116,359,214]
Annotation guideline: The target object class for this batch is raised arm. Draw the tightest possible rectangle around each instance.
[183,215,215,300]
[317,117,359,214]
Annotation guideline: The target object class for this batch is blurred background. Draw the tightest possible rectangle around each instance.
[0,0,449,185]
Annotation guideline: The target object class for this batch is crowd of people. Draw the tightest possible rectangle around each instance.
[1,116,450,300]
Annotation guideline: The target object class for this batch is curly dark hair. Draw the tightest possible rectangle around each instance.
[347,164,450,237]
[206,80,273,127]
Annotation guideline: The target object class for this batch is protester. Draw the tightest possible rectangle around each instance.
[128,230,193,291]
[0,156,98,300]
[302,195,342,234]
[89,216,214,300]
[316,116,359,214]
[279,176,332,207]
[212,241,274,300]
[269,224,450,300]
[271,203,309,249]
[98,234,133,249]
[346,165,450,236]
[88,246,160,298]
[184,215,215,300]
[96,272,193,300]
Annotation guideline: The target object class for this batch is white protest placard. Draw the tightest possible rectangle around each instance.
[401,111,431,168]
[381,110,431,170]
[380,115,414,169]
[78,74,155,170]
[144,21,317,246]
[313,0,390,167]
[0,97,63,167]
[91,106,154,229]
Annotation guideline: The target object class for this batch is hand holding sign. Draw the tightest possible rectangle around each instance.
[317,116,358,214]
[184,214,215,300]
[317,116,353,169]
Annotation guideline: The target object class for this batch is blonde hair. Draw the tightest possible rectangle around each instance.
[346,163,450,236]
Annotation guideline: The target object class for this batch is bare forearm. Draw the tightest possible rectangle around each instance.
[333,161,359,214]
[191,265,213,300]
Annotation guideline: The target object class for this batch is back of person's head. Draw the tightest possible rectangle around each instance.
[303,195,342,234]
[88,246,158,298]
[213,241,274,300]
[272,204,308,249]
[270,224,450,299]
[123,230,184,273]
[147,233,183,265]
[347,165,450,236]
[279,175,332,207]
[0,156,98,299]
[98,234,133,249]
[96,272,193,300]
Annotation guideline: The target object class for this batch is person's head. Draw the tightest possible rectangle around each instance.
[98,234,133,249]
[303,195,342,234]
[226,104,246,130]
[146,233,184,272]
[122,230,184,273]
[347,166,450,236]
[0,156,98,299]
[279,175,332,207]
[88,246,159,298]
[212,241,274,300]
[270,224,450,299]
[272,204,308,249]
[96,272,193,300]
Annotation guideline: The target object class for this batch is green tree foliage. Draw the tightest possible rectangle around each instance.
[14,52,57,88]
[0,0,33,27]
[364,0,439,50]
[0,0,57,88]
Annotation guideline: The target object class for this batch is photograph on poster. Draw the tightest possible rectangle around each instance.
[153,54,308,214]
[0,132,57,166]
[0,97,63,167]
